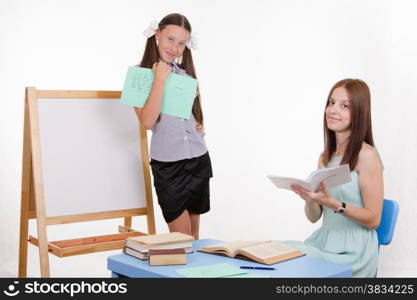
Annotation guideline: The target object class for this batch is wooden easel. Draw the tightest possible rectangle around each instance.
[18,87,156,277]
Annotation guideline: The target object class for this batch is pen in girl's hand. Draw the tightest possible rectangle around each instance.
[240,266,275,270]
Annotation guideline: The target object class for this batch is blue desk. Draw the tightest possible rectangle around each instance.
[107,239,351,278]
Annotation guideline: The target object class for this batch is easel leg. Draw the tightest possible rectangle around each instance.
[36,218,50,277]
[18,205,29,277]
[19,96,32,277]
[140,127,156,234]
[27,87,50,277]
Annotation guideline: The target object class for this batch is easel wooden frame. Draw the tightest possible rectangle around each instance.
[18,87,156,277]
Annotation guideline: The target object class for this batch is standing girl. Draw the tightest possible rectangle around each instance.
[134,13,212,240]
[286,79,384,277]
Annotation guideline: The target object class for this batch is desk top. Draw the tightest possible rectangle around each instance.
[107,239,351,278]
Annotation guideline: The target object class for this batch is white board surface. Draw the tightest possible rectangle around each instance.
[37,98,147,217]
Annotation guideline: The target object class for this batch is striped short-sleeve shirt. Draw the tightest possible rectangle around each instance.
[149,61,207,162]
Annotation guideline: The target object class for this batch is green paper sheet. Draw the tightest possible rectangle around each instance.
[120,66,198,120]
[175,263,248,278]
[223,273,269,278]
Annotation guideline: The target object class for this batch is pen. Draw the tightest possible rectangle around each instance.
[240,266,275,270]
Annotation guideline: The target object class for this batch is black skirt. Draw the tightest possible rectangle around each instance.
[150,152,213,223]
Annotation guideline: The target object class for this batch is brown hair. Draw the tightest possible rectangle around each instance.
[322,79,374,170]
[139,13,203,125]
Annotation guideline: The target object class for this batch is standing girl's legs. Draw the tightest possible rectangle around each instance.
[167,210,192,236]
[190,213,200,240]
[167,210,200,240]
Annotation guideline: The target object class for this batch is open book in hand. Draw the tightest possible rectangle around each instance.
[199,241,304,265]
[267,164,351,192]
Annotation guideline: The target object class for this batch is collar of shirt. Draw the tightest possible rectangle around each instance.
[171,61,187,75]
[158,58,187,76]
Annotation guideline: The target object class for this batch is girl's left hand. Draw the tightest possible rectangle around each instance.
[196,122,205,136]
[291,182,333,207]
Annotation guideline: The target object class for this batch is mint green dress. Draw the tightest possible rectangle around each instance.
[283,156,378,277]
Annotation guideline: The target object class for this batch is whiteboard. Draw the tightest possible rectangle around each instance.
[37,98,147,217]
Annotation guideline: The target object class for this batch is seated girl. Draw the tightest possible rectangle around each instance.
[285,78,384,277]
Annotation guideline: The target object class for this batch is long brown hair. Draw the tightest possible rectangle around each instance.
[322,79,374,170]
[139,13,203,125]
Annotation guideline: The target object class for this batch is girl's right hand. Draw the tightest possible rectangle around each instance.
[152,61,171,81]
[291,182,333,207]
[196,122,205,136]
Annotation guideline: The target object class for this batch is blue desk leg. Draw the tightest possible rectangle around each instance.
[111,272,129,278]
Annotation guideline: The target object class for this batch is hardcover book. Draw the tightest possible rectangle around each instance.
[149,248,187,266]
[125,232,194,254]
[123,245,193,260]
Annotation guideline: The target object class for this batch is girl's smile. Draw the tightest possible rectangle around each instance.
[326,115,341,122]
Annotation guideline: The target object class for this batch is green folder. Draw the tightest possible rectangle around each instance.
[120,66,198,120]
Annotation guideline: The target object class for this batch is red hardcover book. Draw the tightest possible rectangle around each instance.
[149,248,187,266]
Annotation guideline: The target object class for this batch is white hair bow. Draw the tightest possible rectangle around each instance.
[144,19,198,50]
[186,33,198,50]
[143,20,158,38]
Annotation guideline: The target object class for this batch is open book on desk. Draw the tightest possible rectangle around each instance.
[199,241,304,265]
[267,164,351,192]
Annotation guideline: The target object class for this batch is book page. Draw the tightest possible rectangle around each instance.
[322,164,351,189]
[267,176,312,191]
[201,241,262,257]
[308,164,351,191]
[240,242,295,259]
[268,164,351,193]
[307,168,335,191]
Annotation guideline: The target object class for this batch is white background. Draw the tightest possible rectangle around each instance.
[1,0,416,277]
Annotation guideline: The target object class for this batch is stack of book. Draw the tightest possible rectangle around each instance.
[123,232,194,265]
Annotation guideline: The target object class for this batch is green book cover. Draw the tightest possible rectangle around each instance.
[120,66,198,120]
